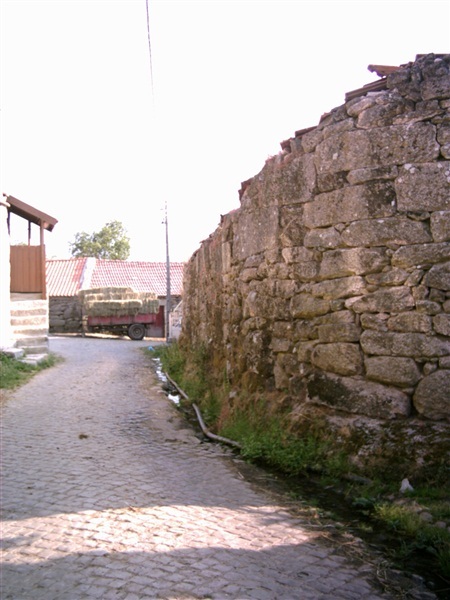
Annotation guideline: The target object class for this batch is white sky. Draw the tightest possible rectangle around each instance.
[1,0,449,262]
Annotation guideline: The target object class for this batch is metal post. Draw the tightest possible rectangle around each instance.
[165,201,171,342]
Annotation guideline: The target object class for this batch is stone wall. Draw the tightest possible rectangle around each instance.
[49,297,83,333]
[181,54,450,476]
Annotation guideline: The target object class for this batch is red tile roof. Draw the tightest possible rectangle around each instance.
[46,258,184,297]
[90,260,184,296]
[46,258,87,296]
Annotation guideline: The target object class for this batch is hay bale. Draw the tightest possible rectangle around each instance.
[78,287,134,300]
[87,300,143,317]
[78,287,159,317]
[139,299,159,314]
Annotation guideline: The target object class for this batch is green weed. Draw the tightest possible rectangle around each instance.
[146,341,450,582]
[148,342,220,426]
[220,409,348,478]
[150,342,349,476]
[373,500,450,577]
[0,353,58,390]
[150,343,186,384]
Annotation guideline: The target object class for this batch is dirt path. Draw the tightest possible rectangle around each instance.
[1,335,420,599]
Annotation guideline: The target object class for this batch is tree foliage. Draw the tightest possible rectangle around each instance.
[69,220,130,260]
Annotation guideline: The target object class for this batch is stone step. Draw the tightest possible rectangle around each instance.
[11,306,48,318]
[20,353,49,365]
[11,308,48,321]
[1,347,25,359]
[11,298,48,311]
[10,299,50,356]
[19,344,49,356]
[15,336,49,355]
[15,334,48,345]
[12,325,48,339]
[10,293,43,301]
[11,318,48,333]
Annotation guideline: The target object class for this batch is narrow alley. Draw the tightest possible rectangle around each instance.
[1,336,408,600]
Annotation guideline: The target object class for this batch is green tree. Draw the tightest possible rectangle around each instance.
[70,220,131,260]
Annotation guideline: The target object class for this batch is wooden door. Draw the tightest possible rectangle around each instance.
[10,245,45,294]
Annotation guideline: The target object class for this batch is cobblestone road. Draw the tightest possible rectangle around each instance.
[1,336,403,599]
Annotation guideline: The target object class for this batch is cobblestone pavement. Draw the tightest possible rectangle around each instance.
[1,336,409,599]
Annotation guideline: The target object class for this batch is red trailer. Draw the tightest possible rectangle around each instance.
[86,312,160,340]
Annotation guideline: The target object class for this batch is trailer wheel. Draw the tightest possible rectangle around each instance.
[128,323,146,340]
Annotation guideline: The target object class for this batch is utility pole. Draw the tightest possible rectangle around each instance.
[164,201,171,342]
[146,4,169,341]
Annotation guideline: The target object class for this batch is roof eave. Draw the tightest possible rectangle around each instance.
[5,194,58,232]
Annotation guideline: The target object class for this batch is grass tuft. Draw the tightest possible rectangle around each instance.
[374,502,450,577]
[0,353,58,390]
[220,408,348,477]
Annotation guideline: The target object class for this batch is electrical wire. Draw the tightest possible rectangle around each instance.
[145,0,171,317]
[145,0,155,102]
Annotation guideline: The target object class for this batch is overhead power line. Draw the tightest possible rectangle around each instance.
[145,0,155,102]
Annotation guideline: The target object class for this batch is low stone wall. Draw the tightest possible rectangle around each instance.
[181,54,450,477]
[49,296,83,333]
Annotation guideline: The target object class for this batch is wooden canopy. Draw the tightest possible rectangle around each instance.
[5,195,58,232]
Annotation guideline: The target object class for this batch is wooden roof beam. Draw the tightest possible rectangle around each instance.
[368,64,401,77]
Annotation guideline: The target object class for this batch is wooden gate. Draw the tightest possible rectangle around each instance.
[10,245,46,295]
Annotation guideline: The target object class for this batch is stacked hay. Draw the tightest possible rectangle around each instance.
[79,287,159,317]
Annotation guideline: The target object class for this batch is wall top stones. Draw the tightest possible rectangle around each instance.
[182,53,450,450]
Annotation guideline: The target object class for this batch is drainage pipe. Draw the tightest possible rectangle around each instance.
[164,371,242,450]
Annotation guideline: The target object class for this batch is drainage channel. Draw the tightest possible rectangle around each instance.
[151,358,449,600]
